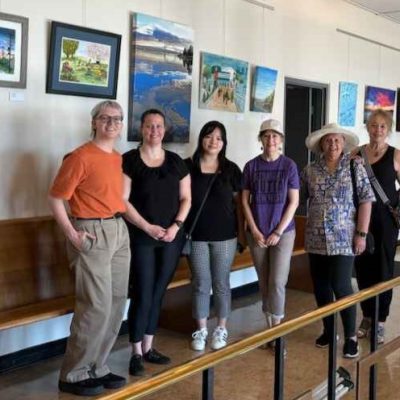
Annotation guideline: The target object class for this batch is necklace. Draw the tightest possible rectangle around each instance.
[368,144,387,158]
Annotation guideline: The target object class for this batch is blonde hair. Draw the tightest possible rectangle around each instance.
[367,109,393,132]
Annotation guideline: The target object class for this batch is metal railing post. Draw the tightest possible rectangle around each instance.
[369,295,379,400]
[202,367,214,400]
[327,313,338,400]
[274,336,285,400]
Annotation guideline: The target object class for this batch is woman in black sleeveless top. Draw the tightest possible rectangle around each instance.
[355,109,400,344]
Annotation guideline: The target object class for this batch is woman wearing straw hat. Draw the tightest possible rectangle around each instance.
[242,119,299,353]
[301,122,375,358]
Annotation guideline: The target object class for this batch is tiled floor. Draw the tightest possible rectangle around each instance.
[0,285,399,399]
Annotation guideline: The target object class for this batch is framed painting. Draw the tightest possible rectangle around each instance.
[128,13,193,143]
[364,85,396,123]
[0,12,28,88]
[338,81,357,127]
[46,22,121,98]
[250,65,278,113]
[199,52,248,113]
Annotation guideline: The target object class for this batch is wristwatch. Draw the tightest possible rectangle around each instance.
[355,230,367,238]
[174,220,184,229]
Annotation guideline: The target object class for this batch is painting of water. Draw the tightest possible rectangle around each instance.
[250,66,278,113]
[338,81,357,127]
[128,13,193,142]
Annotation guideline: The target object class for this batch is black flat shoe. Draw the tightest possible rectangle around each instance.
[143,348,171,365]
[96,372,126,389]
[58,378,104,396]
[129,354,145,376]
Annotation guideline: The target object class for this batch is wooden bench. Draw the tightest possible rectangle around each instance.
[0,216,307,334]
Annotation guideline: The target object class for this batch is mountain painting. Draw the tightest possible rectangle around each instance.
[128,13,193,143]
[199,52,248,113]
[250,66,278,113]
[364,85,396,123]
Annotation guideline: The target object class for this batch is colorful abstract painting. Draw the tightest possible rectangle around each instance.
[250,66,278,113]
[338,81,357,127]
[128,13,193,143]
[199,52,248,113]
[364,85,396,123]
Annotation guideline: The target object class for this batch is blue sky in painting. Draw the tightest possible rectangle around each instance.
[338,81,357,127]
[253,66,278,99]
[136,13,193,41]
[0,27,15,53]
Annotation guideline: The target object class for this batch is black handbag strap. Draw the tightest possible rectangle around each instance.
[360,145,391,207]
[187,172,218,237]
[350,159,358,209]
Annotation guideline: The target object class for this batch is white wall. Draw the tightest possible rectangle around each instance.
[1,0,400,355]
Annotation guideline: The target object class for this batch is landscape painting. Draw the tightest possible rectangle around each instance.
[199,52,248,113]
[58,37,111,86]
[338,81,357,127]
[128,13,193,142]
[0,12,28,88]
[364,85,396,123]
[250,66,278,113]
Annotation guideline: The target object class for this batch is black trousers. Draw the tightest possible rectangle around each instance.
[128,232,184,343]
[309,253,356,338]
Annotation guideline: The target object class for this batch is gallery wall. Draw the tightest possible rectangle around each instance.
[1,0,400,354]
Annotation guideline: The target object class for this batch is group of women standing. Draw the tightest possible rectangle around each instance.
[52,99,399,395]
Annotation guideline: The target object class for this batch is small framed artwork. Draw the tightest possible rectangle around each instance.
[250,65,278,113]
[338,81,357,127]
[46,22,121,98]
[0,12,28,88]
[397,89,400,132]
[364,85,396,123]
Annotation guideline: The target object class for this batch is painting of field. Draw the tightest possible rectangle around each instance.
[338,81,357,127]
[58,37,110,86]
[0,26,15,75]
[128,13,193,143]
[364,85,396,123]
[199,52,248,113]
[250,66,278,113]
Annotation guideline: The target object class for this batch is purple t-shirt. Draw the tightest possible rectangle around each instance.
[243,155,300,236]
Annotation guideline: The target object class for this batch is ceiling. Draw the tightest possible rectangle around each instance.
[344,0,400,24]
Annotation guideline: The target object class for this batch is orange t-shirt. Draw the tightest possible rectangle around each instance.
[50,142,126,218]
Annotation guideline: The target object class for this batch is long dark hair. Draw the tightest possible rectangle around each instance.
[192,121,228,173]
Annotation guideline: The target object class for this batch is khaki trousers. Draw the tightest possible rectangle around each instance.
[60,217,130,383]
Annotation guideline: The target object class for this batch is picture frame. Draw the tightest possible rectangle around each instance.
[364,85,396,123]
[397,88,400,132]
[46,21,121,98]
[250,65,278,113]
[338,81,358,127]
[0,12,28,88]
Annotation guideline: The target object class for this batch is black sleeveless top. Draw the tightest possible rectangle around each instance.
[371,146,398,208]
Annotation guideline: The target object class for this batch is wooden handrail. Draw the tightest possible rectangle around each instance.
[97,276,400,400]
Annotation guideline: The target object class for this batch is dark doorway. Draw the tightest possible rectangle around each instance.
[284,79,328,215]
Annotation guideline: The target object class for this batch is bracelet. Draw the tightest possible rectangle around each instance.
[273,230,282,237]
[355,230,367,238]
[174,220,183,229]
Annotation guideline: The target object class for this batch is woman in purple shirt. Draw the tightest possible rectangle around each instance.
[242,119,299,352]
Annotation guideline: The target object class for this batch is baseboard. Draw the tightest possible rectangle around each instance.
[0,321,129,375]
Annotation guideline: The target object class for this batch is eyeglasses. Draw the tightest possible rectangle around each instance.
[97,115,123,125]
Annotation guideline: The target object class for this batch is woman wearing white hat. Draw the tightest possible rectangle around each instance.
[301,123,375,358]
[242,119,299,352]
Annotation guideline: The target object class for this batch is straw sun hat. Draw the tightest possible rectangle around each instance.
[305,123,359,154]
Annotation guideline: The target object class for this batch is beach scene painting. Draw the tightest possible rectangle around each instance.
[364,85,396,123]
[338,81,357,127]
[58,38,111,86]
[199,52,248,113]
[128,13,193,142]
[250,66,278,113]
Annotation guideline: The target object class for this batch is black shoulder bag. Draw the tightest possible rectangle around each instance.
[181,173,218,256]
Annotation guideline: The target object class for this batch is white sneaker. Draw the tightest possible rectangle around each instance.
[191,328,208,351]
[211,327,228,350]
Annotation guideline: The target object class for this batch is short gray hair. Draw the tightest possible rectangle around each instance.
[90,100,124,137]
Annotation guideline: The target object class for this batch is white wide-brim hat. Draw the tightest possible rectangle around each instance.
[305,123,359,154]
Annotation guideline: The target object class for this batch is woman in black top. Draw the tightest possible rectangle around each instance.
[122,109,191,375]
[354,109,400,344]
[186,121,245,351]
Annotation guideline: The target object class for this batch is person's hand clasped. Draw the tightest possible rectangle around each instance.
[160,224,179,242]
[265,231,281,247]
[147,224,167,241]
